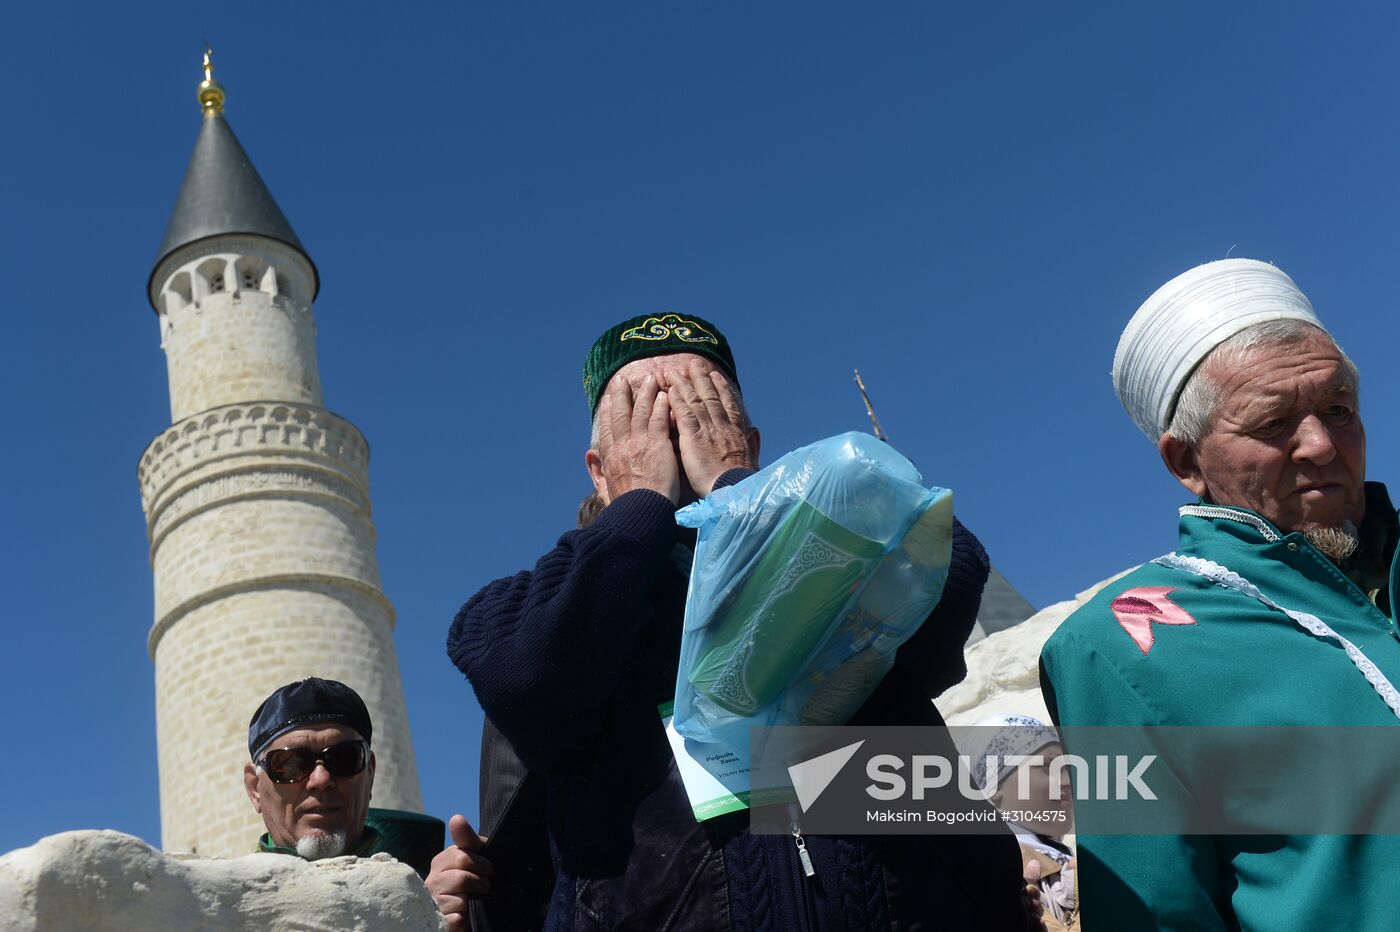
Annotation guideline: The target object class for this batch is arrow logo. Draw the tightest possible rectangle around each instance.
[1111,586,1196,655]
[787,740,866,812]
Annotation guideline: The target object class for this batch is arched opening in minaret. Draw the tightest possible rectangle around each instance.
[165,271,194,312]
[236,256,269,294]
[197,258,228,294]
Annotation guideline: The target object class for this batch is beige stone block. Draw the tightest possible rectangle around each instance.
[0,831,445,931]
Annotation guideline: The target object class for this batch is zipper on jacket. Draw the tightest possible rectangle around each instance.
[788,807,818,931]
[791,821,815,878]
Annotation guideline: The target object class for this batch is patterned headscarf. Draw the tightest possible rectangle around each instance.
[961,713,1061,793]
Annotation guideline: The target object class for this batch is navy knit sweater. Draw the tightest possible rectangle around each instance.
[449,473,1027,931]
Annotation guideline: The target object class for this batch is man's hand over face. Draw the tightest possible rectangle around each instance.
[670,361,756,497]
[597,374,681,504]
[425,814,493,932]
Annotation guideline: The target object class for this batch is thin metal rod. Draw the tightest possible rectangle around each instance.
[853,368,888,442]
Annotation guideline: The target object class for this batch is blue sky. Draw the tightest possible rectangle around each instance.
[4,2,1399,853]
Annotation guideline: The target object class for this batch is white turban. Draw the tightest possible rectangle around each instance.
[1112,258,1325,440]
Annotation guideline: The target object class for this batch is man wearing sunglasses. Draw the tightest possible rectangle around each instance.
[244,677,381,860]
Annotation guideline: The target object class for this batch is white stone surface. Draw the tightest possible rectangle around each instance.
[939,570,1135,725]
[0,830,445,931]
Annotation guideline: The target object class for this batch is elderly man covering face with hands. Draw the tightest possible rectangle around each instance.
[443,313,1033,931]
[585,349,759,508]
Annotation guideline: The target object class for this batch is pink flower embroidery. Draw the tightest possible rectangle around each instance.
[1110,586,1197,654]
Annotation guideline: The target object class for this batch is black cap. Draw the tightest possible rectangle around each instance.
[248,677,372,760]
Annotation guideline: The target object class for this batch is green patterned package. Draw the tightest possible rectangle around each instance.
[674,432,952,745]
[687,498,884,715]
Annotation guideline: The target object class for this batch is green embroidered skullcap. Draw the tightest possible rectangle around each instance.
[583,313,740,414]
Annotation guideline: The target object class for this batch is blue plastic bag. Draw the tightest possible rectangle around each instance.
[673,431,953,745]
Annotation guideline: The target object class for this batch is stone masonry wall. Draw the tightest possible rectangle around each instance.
[154,238,321,423]
[152,586,423,856]
[142,246,423,858]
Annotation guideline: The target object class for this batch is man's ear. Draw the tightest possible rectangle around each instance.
[367,751,376,799]
[745,427,761,465]
[585,449,609,504]
[244,762,263,813]
[1159,433,1208,499]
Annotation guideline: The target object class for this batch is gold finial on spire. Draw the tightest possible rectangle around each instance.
[197,45,226,117]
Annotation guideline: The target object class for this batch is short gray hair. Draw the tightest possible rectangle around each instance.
[1165,319,1360,446]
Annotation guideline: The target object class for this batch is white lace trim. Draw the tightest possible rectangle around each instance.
[1152,552,1400,721]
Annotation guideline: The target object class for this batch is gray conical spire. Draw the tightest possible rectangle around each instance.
[148,61,316,309]
[965,567,1037,645]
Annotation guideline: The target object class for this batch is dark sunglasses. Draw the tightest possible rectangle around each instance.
[258,739,368,784]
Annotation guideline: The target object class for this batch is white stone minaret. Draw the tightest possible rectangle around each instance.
[138,54,423,856]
